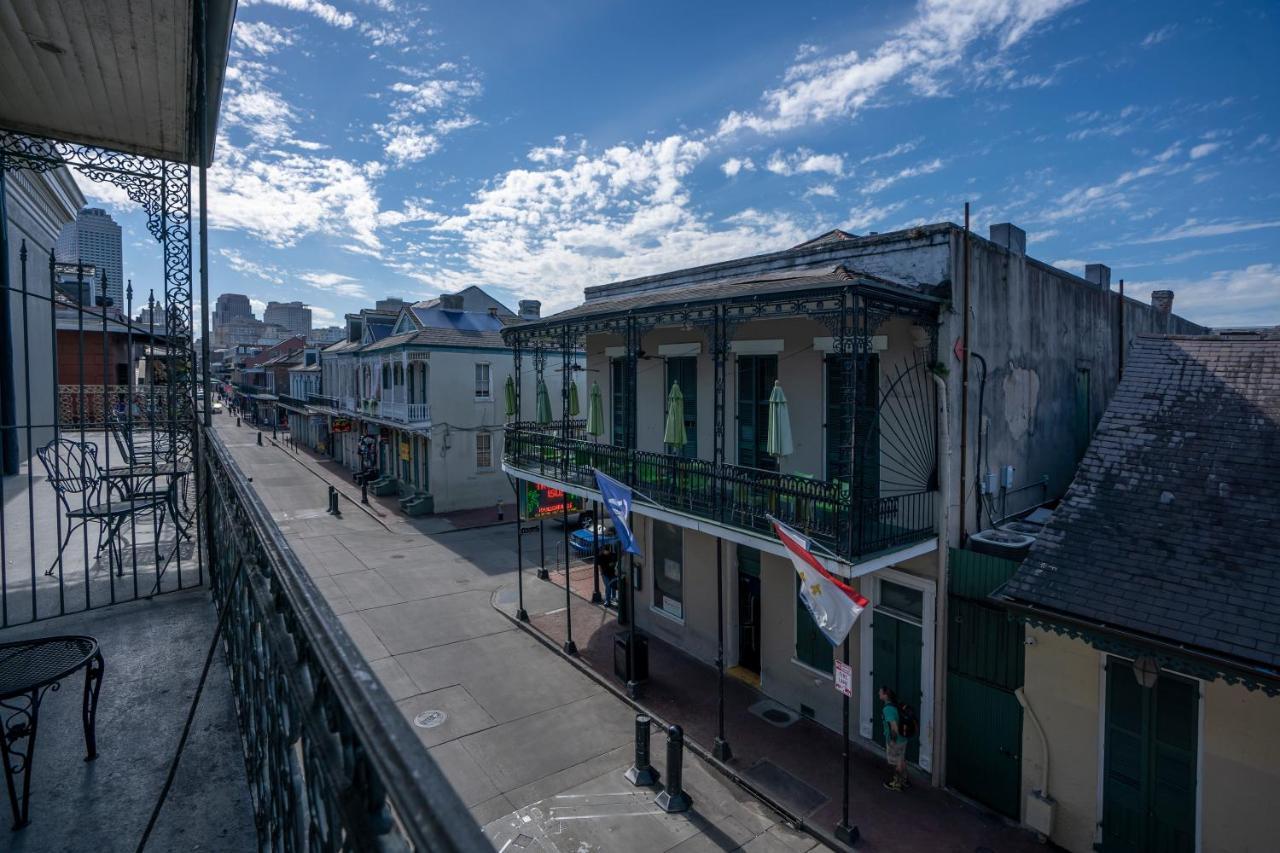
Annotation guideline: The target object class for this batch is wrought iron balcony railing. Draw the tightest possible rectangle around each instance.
[204,428,489,851]
[308,392,339,409]
[505,426,935,561]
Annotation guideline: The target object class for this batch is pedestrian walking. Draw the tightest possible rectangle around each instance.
[598,543,619,607]
[879,686,911,791]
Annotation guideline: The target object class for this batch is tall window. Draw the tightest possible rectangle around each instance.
[475,432,493,469]
[736,355,777,470]
[381,364,390,390]
[652,520,683,619]
[610,358,626,447]
[795,574,834,673]
[475,363,492,399]
[665,356,698,458]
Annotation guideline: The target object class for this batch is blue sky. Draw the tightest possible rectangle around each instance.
[91,0,1279,329]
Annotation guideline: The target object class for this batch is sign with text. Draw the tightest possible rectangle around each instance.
[521,481,583,520]
[834,660,853,698]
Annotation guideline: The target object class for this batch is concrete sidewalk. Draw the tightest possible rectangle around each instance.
[216,418,829,852]
[508,563,1050,853]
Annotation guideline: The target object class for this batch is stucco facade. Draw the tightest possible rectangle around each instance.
[1020,627,1280,853]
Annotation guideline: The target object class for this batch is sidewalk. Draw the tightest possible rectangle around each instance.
[506,562,1050,853]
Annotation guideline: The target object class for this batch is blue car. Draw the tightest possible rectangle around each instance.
[569,522,619,556]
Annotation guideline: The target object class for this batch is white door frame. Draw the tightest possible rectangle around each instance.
[858,567,936,771]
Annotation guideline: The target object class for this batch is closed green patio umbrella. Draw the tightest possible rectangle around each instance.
[504,375,517,418]
[663,381,687,448]
[568,379,581,417]
[766,380,794,458]
[536,377,553,425]
[585,381,604,436]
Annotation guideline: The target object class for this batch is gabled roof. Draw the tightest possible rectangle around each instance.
[998,333,1280,671]
[359,327,507,352]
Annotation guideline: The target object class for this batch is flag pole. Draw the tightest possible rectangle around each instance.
[835,631,859,844]
[713,537,731,760]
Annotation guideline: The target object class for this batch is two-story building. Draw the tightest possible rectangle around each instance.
[307,288,580,513]
[501,222,1204,789]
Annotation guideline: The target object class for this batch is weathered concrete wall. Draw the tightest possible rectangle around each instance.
[1021,626,1280,853]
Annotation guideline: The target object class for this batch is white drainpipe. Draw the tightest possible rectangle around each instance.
[931,370,951,788]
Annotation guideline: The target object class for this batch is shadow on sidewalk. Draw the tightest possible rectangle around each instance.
[522,565,1050,853]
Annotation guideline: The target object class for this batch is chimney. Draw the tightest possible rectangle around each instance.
[1151,290,1175,315]
[488,306,499,317]
[439,293,464,311]
[519,300,541,320]
[1084,264,1111,290]
[988,222,1026,256]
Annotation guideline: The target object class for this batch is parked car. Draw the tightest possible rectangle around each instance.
[569,520,619,556]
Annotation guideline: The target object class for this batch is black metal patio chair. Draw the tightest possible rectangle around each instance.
[36,438,172,578]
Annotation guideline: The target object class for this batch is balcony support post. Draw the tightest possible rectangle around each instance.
[561,327,578,656]
[711,307,727,523]
[625,318,638,480]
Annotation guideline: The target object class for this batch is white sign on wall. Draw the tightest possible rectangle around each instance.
[834,660,853,698]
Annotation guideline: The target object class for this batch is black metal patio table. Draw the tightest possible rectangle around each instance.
[0,636,104,830]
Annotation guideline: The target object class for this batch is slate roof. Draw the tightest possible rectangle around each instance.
[526,264,935,329]
[998,333,1280,670]
[359,327,506,352]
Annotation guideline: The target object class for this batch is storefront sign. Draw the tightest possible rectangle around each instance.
[521,481,583,520]
[834,660,853,698]
[331,418,352,433]
[399,437,411,462]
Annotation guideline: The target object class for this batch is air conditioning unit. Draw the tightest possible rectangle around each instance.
[968,528,1036,561]
[999,520,1042,536]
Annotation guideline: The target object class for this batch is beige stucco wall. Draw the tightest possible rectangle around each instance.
[1020,627,1280,853]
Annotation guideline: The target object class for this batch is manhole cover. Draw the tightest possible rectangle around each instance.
[762,708,791,724]
[414,710,447,728]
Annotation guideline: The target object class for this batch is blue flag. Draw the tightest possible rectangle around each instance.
[594,469,641,555]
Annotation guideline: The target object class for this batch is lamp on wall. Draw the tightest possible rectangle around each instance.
[1132,653,1160,689]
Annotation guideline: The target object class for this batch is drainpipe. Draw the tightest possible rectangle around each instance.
[1016,686,1050,798]
[931,371,951,788]
[957,204,972,545]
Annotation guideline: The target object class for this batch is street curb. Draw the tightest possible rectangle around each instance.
[488,585,854,852]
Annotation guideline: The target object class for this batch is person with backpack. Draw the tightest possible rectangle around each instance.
[879,685,914,791]
[597,543,619,607]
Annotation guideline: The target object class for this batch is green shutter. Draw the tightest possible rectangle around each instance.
[610,359,625,447]
[666,357,698,458]
[737,355,777,470]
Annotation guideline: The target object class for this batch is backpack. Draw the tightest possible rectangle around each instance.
[897,704,918,740]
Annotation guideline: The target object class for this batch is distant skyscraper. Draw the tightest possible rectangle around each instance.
[213,293,253,328]
[264,301,312,337]
[55,207,123,307]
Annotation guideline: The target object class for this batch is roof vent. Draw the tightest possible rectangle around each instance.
[439,293,464,311]
[519,300,541,319]
[968,528,1035,561]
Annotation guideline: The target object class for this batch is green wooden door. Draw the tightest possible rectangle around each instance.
[665,357,698,458]
[1103,658,1198,853]
[736,355,777,471]
[945,549,1025,818]
[871,580,922,764]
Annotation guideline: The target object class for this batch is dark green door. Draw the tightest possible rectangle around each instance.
[737,546,762,673]
[665,357,698,458]
[1103,658,1198,853]
[736,355,777,471]
[823,354,879,487]
[871,580,922,764]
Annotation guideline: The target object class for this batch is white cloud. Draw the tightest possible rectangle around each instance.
[220,247,285,284]
[766,148,845,177]
[243,0,357,29]
[1124,264,1280,328]
[1189,141,1222,160]
[720,157,755,177]
[299,272,369,299]
[1129,219,1280,245]
[862,158,943,194]
[310,305,339,325]
[843,200,908,232]
[805,183,838,198]
[250,298,268,315]
[1141,24,1177,48]
[380,124,440,164]
[717,0,1077,136]
[859,138,921,164]
[234,21,295,55]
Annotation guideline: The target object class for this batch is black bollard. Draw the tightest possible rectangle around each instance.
[361,478,369,504]
[236,416,241,428]
[497,500,504,521]
[624,715,659,787]
[327,485,337,515]
[257,431,263,446]
[273,425,278,440]
[655,725,692,813]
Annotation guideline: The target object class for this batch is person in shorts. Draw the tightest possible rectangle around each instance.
[879,686,908,791]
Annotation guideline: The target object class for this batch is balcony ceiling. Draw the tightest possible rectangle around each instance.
[0,0,237,165]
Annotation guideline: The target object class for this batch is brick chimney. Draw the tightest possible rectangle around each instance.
[439,293,464,311]
[1085,264,1111,290]
[519,300,541,320]
[1151,290,1175,315]
[988,223,1026,256]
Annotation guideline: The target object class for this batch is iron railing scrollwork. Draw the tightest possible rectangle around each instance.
[505,427,935,561]
[204,428,489,852]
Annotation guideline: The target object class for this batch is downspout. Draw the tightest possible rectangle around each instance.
[930,370,950,788]
[957,204,971,545]
[1015,686,1050,798]
[1117,278,1125,383]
